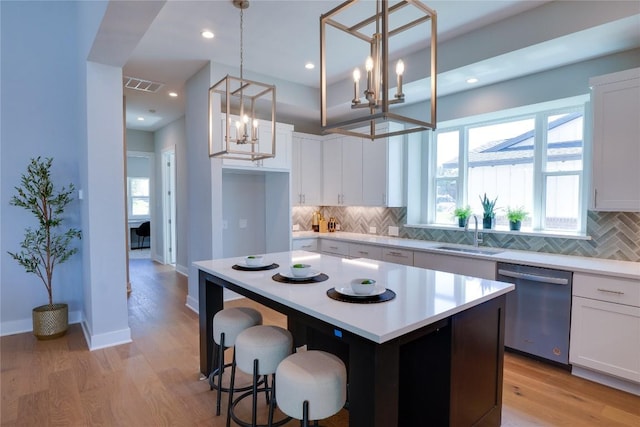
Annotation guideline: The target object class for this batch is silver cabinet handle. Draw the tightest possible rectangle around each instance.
[388,251,403,256]
[597,288,624,295]
[358,251,369,255]
[497,269,569,285]
[302,194,306,204]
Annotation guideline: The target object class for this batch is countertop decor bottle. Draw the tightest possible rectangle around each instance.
[312,211,320,232]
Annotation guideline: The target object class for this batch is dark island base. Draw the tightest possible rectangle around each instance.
[199,270,505,427]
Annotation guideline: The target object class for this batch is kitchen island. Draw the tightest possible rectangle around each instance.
[195,251,514,427]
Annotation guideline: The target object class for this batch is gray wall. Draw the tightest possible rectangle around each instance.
[126,129,154,152]
[154,116,188,273]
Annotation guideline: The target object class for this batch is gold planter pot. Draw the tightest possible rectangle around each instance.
[32,303,68,340]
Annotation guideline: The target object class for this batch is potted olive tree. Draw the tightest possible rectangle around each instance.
[506,206,528,231]
[453,205,472,228]
[479,193,497,229]
[7,157,81,339]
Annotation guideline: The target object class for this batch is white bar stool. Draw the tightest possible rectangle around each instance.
[229,325,293,427]
[209,307,263,416]
[275,350,347,427]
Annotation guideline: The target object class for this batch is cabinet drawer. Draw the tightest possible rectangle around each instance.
[382,248,414,266]
[413,251,496,280]
[573,273,640,307]
[319,239,349,257]
[348,243,382,261]
[292,238,318,252]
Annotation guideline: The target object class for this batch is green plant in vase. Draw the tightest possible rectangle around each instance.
[506,206,528,231]
[453,205,472,228]
[7,157,81,339]
[479,193,497,229]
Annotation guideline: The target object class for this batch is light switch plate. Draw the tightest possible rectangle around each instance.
[239,219,248,229]
[388,226,399,236]
[369,226,377,234]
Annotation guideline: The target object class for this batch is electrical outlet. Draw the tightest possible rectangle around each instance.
[292,224,300,231]
[369,226,377,234]
[239,219,247,229]
[388,226,399,236]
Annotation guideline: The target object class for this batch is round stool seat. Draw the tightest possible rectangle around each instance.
[213,307,262,347]
[235,325,293,375]
[276,350,346,421]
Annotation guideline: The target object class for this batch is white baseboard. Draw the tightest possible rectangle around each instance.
[176,264,189,276]
[0,310,83,337]
[81,320,132,351]
[185,295,199,314]
[572,366,640,396]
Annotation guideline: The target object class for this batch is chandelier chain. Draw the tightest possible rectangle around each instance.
[239,8,244,82]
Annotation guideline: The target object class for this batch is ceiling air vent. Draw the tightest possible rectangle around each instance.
[123,76,164,93]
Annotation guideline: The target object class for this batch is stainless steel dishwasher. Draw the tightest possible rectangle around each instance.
[497,262,573,367]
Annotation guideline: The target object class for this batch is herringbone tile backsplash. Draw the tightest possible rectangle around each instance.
[292,207,640,262]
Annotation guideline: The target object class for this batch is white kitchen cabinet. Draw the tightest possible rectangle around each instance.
[590,68,640,212]
[413,251,496,280]
[221,117,293,171]
[570,273,640,385]
[322,136,363,206]
[361,124,405,207]
[291,133,323,206]
[292,238,318,252]
[319,239,349,257]
[348,243,383,261]
[382,248,414,266]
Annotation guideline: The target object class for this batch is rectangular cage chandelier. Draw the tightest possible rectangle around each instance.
[209,0,276,161]
[320,0,437,140]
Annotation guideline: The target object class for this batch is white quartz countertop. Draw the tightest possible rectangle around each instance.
[194,250,514,344]
[293,231,640,280]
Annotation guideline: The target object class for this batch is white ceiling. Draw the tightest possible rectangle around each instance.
[117,0,640,132]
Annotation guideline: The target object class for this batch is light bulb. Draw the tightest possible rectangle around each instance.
[253,119,259,128]
[396,60,405,76]
[242,115,249,124]
[365,56,374,72]
[353,68,361,82]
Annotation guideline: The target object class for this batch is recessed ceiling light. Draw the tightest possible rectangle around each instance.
[305,62,315,70]
[201,30,214,39]
[466,77,479,84]
[137,117,145,121]
[169,92,178,98]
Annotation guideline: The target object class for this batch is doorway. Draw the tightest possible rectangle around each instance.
[162,148,177,265]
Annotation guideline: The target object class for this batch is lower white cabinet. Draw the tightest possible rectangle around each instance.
[292,238,318,252]
[319,239,349,257]
[382,248,414,266]
[413,251,496,280]
[570,273,640,384]
[348,243,383,261]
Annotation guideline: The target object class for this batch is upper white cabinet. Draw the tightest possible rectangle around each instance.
[221,117,293,171]
[291,133,323,206]
[322,135,363,206]
[361,124,406,207]
[590,68,640,212]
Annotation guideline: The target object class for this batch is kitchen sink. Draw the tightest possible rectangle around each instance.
[434,246,504,255]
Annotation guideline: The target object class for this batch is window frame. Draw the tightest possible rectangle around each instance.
[127,176,151,220]
[421,98,588,236]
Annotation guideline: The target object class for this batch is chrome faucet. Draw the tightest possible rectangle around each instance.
[468,215,482,247]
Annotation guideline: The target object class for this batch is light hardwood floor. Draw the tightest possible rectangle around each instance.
[1,259,638,426]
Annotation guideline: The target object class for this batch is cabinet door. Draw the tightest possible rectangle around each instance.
[341,136,363,206]
[291,135,302,205]
[261,124,292,170]
[362,138,388,206]
[292,238,318,252]
[591,68,640,211]
[323,138,343,205]
[299,138,323,205]
[570,296,640,383]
